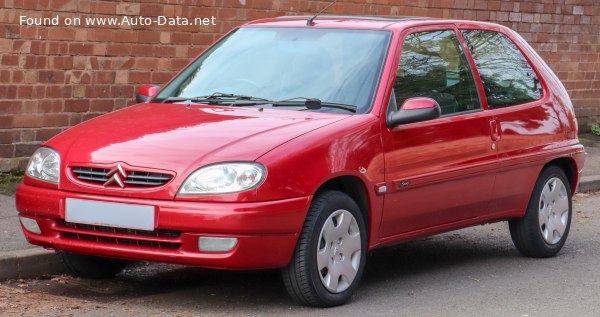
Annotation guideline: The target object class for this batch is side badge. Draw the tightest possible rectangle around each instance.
[398,180,411,188]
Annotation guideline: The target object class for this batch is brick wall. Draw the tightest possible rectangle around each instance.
[1,0,599,171]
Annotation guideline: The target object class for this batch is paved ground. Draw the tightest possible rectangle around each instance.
[1,192,599,317]
[582,146,600,178]
[0,195,29,252]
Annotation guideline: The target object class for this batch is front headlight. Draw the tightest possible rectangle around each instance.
[26,147,60,184]
[178,162,266,195]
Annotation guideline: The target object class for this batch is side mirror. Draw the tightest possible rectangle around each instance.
[387,97,441,128]
[135,85,160,103]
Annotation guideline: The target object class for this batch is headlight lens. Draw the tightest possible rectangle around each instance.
[179,163,266,195]
[26,147,60,184]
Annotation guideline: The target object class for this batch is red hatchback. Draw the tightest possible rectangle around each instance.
[17,16,585,307]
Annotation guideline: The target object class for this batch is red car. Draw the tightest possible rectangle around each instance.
[17,16,585,307]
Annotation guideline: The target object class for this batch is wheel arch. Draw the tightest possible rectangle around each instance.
[543,157,577,194]
[314,175,371,231]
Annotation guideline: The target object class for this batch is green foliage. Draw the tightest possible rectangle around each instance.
[591,124,600,136]
[0,169,24,195]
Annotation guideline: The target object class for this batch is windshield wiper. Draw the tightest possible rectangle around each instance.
[200,92,272,101]
[162,92,271,104]
[271,97,357,113]
[162,94,357,113]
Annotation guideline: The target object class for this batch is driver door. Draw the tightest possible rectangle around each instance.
[380,26,498,237]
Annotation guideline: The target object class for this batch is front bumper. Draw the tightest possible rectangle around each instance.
[16,183,311,269]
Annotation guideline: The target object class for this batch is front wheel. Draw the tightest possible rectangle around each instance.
[509,165,572,258]
[282,191,367,307]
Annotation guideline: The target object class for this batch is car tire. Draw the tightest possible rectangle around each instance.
[57,251,130,279]
[282,190,367,307]
[509,165,572,258]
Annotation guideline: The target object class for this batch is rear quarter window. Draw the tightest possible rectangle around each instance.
[461,30,543,109]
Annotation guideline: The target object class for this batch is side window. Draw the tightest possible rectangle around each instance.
[395,30,481,116]
[461,30,543,109]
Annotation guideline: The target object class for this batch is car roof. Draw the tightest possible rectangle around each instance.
[243,15,505,32]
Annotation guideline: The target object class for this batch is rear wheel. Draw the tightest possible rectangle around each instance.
[57,251,130,278]
[282,191,367,307]
[509,165,572,258]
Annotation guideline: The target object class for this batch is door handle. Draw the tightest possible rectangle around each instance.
[489,119,500,141]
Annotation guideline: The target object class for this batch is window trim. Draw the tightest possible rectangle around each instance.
[458,26,549,110]
[389,24,485,120]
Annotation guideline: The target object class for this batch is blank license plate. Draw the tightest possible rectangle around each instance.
[65,198,155,230]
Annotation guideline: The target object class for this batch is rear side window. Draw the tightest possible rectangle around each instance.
[395,30,481,116]
[461,30,543,109]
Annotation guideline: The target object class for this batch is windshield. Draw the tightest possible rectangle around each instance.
[155,27,391,114]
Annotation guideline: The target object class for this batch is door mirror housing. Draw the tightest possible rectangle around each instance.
[136,85,160,103]
[387,97,441,128]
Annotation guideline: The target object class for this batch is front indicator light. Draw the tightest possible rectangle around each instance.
[198,236,238,252]
[19,216,41,234]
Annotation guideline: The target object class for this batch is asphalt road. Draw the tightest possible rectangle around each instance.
[2,192,599,317]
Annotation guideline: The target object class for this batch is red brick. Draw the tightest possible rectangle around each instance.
[139,4,163,16]
[151,72,172,83]
[38,100,64,113]
[69,43,94,55]
[0,145,14,158]
[0,70,9,82]
[87,29,114,42]
[171,32,193,44]
[36,128,63,142]
[135,58,159,70]
[19,137,37,151]
[153,46,176,58]
[82,113,102,121]
[0,102,22,114]
[12,70,23,83]
[112,30,137,43]
[45,85,71,98]
[116,3,140,15]
[49,56,73,69]
[53,0,77,11]
[17,85,35,99]
[47,28,76,41]
[128,71,151,84]
[90,99,115,112]
[15,143,41,157]
[106,44,132,56]
[90,1,116,14]
[69,113,83,126]
[38,70,65,84]
[0,116,13,129]
[13,115,44,128]
[43,114,70,127]
[64,99,90,112]
[138,31,161,43]
[0,131,19,144]
[1,55,19,66]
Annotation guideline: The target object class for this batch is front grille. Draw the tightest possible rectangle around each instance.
[56,220,181,250]
[72,167,172,187]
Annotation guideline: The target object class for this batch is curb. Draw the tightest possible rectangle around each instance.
[0,248,66,281]
[579,175,600,193]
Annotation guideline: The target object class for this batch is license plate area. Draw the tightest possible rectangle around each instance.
[65,198,155,231]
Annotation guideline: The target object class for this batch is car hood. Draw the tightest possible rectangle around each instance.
[47,103,348,198]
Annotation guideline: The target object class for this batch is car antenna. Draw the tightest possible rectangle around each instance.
[307,0,337,26]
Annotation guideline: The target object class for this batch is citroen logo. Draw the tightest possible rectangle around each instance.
[103,164,128,188]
